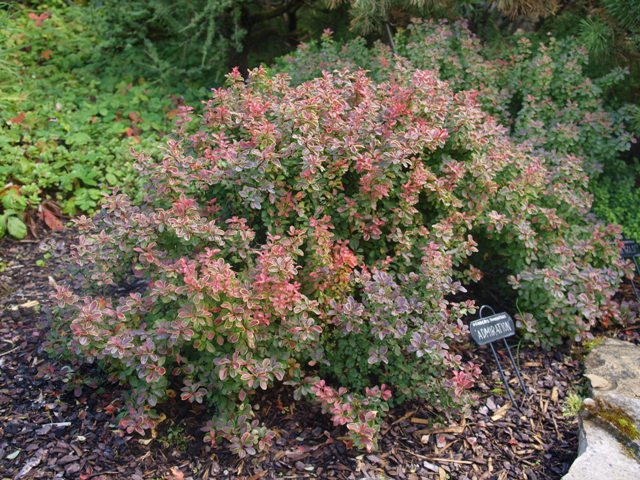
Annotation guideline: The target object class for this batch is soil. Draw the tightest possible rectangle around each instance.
[1,229,637,480]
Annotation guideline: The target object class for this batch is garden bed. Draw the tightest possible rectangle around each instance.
[1,230,623,479]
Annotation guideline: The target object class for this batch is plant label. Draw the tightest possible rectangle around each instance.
[469,307,527,408]
[469,312,515,346]
[621,240,640,259]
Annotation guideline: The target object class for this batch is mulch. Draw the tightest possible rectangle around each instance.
[1,229,637,479]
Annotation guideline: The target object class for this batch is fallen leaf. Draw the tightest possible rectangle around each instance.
[392,410,416,425]
[39,205,64,231]
[416,418,466,436]
[19,300,40,309]
[491,402,512,421]
[7,449,21,460]
[438,467,447,480]
[168,467,184,480]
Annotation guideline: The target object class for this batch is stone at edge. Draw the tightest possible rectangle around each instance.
[584,338,640,422]
[563,338,640,480]
[562,418,640,480]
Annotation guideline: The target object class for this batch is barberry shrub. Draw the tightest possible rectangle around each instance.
[53,65,629,455]
[279,21,639,339]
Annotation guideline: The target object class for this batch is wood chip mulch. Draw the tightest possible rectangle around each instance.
[2,229,636,479]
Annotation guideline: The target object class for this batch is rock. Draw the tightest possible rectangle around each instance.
[563,418,640,480]
[563,339,640,480]
[584,338,640,423]
[584,374,612,391]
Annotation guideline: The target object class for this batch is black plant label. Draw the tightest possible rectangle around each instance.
[621,240,640,259]
[470,312,515,346]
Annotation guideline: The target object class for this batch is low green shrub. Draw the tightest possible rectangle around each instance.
[592,157,640,241]
[0,4,183,238]
[53,65,629,455]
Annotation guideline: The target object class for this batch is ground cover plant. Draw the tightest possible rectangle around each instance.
[51,64,633,457]
[0,4,186,239]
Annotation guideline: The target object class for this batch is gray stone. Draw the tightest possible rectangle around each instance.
[584,338,640,423]
[563,338,640,480]
[563,418,640,480]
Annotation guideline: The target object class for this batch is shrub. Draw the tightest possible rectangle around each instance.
[279,21,640,329]
[592,157,640,242]
[274,29,388,86]
[53,66,629,455]
[281,21,635,176]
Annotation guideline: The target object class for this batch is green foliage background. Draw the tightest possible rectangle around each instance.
[0,2,191,238]
[0,0,639,240]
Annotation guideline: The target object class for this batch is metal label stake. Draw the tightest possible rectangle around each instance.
[470,305,528,408]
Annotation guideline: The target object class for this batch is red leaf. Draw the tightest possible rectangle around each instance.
[41,49,52,60]
[39,205,64,231]
[28,12,49,27]
[10,112,26,124]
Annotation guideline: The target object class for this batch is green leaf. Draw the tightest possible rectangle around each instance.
[7,216,27,239]
[1,189,27,212]
[66,132,92,146]
[0,215,6,238]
